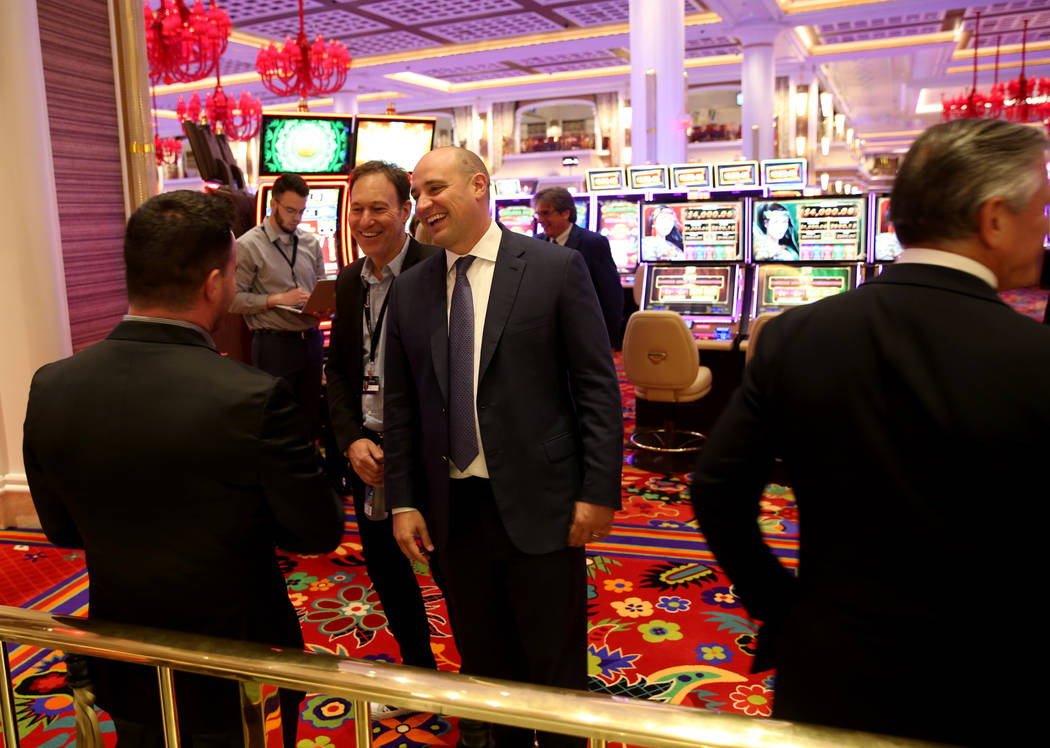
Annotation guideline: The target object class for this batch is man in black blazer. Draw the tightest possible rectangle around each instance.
[534,187,624,347]
[325,162,442,697]
[691,118,1050,745]
[385,147,623,748]
[23,191,344,747]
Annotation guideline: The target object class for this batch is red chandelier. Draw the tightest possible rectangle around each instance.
[255,0,351,111]
[151,88,182,166]
[144,0,231,85]
[176,70,261,142]
[943,13,1050,123]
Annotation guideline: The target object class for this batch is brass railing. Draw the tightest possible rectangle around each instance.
[0,606,941,747]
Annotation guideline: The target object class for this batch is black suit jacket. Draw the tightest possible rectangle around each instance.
[691,262,1050,743]
[326,236,443,451]
[23,321,344,730]
[383,226,623,555]
[537,224,624,345]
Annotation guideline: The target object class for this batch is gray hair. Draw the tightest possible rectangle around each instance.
[891,119,1048,246]
[533,187,577,222]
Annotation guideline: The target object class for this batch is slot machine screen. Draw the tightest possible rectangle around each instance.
[643,264,736,315]
[753,264,856,315]
[496,201,536,236]
[353,116,436,172]
[574,197,589,229]
[753,197,865,262]
[874,196,902,262]
[262,185,344,276]
[259,114,353,177]
[640,201,742,262]
[597,197,642,277]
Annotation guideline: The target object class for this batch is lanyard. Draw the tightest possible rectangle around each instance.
[363,281,392,364]
[272,233,299,286]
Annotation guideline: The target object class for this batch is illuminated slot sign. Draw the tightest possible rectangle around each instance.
[628,165,669,190]
[670,164,712,189]
[587,168,627,192]
[761,159,808,187]
[714,161,759,189]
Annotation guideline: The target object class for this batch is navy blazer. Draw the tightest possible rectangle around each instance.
[383,226,623,555]
[24,321,343,730]
[691,262,1050,743]
[537,223,624,345]
[326,236,442,451]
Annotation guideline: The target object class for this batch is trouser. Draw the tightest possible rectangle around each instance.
[251,327,323,435]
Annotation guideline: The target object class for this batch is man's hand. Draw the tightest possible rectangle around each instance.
[568,501,615,547]
[268,287,311,308]
[393,509,433,563]
[346,438,383,486]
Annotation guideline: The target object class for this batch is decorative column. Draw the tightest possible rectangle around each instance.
[735,23,783,162]
[628,0,686,165]
[0,0,72,528]
[109,0,155,212]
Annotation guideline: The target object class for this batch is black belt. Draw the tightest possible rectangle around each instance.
[255,328,320,339]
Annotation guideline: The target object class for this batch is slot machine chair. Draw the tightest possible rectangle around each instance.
[623,311,712,472]
[742,311,781,365]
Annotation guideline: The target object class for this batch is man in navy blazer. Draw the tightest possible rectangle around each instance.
[691,119,1050,744]
[534,187,624,347]
[384,147,623,748]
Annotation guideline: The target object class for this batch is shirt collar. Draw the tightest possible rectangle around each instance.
[262,216,296,244]
[445,219,501,272]
[895,248,998,290]
[122,314,216,349]
[554,224,572,245]
[361,234,410,285]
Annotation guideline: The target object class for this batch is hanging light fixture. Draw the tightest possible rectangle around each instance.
[144,0,231,85]
[1004,20,1050,123]
[176,92,202,124]
[255,0,352,111]
[150,87,182,166]
[201,55,262,141]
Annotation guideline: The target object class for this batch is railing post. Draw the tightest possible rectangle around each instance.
[238,681,275,747]
[156,665,180,747]
[588,738,606,748]
[353,699,372,748]
[0,642,21,748]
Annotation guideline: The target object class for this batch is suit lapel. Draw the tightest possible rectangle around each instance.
[426,253,450,403]
[479,230,525,383]
[565,224,582,250]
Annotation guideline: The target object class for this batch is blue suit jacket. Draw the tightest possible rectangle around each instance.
[383,225,623,554]
[538,223,624,345]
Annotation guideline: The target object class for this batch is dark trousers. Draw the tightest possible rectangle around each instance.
[349,463,437,670]
[435,478,587,748]
[251,328,323,434]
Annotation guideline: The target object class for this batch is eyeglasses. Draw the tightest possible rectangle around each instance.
[274,201,306,217]
[534,209,562,218]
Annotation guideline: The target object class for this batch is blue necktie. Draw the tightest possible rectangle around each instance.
[449,255,478,471]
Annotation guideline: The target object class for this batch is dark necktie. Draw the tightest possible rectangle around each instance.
[449,255,478,471]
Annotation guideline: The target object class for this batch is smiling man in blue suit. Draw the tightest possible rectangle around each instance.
[383,147,623,748]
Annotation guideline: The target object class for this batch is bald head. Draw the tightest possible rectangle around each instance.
[411,147,493,254]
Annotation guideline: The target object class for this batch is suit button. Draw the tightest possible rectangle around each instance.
[479,403,487,410]
[441,455,448,462]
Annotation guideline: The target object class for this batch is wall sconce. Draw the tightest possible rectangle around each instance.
[834,179,843,194]
[820,92,833,118]
[621,105,632,122]
[795,135,807,156]
[622,145,632,165]
[819,172,830,191]
[846,127,854,144]
[834,113,846,137]
[794,91,809,118]
[820,136,830,155]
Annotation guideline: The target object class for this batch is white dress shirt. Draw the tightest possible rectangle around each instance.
[445,219,502,479]
[895,247,998,290]
[551,225,572,246]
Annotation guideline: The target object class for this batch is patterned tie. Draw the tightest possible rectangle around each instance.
[448,255,478,471]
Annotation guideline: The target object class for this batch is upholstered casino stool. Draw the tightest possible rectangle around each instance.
[623,311,712,470]
[741,311,781,366]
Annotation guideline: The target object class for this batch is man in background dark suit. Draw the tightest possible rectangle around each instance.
[23,190,344,747]
[385,147,623,748]
[534,187,624,347]
[691,118,1050,745]
[325,162,442,710]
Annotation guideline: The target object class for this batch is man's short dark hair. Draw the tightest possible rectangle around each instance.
[350,161,411,204]
[891,119,1049,247]
[534,187,577,223]
[271,173,310,200]
[124,190,234,311]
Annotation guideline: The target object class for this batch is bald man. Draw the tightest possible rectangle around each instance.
[383,147,623,748]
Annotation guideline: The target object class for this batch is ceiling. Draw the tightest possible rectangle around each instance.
[150,0,1050,157]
